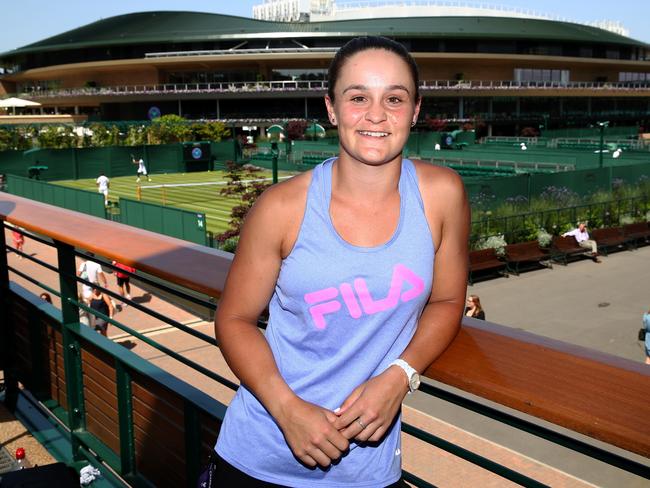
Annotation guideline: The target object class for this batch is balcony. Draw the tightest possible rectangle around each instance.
[15,79,650,102]
[1,192,649,486]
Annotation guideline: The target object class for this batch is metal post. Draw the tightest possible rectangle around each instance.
[184,401,202,486]
[57,240,86,461]
[0,224,18,410]
[271,141,279,184]
[116,360,135,476]
[597,121,609,169]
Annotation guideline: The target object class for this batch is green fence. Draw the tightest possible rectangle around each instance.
[0,142,239,182]
[464,164,650,210]
[5,174,106,218]
[471,196,649,246]
[119,197,207,246]
[543,126,638,139]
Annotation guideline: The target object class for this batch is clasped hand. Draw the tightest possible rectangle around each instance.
[277,368,407,468]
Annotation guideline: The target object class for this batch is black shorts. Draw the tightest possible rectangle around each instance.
[94,318,108,333]
[210,454,408,487]
[117,276,130,287]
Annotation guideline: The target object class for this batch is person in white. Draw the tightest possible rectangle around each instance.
[562,222,601,262]
[133,156,151,182]
[96,173,109,205]
[77,254,108,303]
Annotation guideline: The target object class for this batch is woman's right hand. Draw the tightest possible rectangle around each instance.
[275,396,349,468]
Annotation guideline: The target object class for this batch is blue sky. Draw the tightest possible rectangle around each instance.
[1,0,649,53]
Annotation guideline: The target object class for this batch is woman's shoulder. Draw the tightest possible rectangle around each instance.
[409,159,464,194]
[255,170,312,215]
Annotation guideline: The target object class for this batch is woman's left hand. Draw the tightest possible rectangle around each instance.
[332,366,408,443]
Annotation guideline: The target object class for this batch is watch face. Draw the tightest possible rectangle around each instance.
[410,373,421,392]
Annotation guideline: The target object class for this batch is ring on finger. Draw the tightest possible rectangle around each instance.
[356,418,366,429]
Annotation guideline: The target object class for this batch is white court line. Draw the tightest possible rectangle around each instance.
[109,318,209,341]
[140,175,293,190]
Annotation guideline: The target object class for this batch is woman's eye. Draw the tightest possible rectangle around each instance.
[350,96,366,103]
[387,96,402,104]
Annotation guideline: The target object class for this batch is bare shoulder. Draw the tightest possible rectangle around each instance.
[242,171,312,257]
[253,171,311,218]
[410,159,465,203]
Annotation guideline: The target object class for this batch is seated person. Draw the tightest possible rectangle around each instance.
[464,294,485,320]
[562,222,601,263]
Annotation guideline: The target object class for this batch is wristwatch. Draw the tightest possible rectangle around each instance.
[389,359,420,394]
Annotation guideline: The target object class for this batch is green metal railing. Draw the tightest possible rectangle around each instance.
[2,222,649,487]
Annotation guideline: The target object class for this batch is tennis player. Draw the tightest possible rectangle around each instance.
[132,155,151,182]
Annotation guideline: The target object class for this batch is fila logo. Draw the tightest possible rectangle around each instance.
[304,264,425,330]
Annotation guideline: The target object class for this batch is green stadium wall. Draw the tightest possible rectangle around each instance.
[6,174,106,218]
[119,197,207,246]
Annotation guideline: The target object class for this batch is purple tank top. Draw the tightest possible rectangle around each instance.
[216,158,434,487]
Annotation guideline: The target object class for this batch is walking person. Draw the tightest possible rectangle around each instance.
[643,310,650,364]
[212,36,469,486]
[11,227,25,259]
[112,260,135,304]
[89,287,114,337]
[78,253,108,304]
[96,172,110,206]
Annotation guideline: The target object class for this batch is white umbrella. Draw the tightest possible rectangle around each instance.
[0,97,41,115]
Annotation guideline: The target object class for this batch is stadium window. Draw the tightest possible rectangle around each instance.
[606,49,620,60]
[619,72,649,82]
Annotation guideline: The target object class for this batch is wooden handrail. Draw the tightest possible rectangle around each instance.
[2,192,649,459]
[0,193,231,298]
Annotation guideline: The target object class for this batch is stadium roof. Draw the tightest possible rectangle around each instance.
[1,11,648,58]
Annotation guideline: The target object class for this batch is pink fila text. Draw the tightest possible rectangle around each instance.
[304,264,425,329]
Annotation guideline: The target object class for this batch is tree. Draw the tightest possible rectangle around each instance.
[216,161,271,242]
[148,114,192,144]
[424,115,447,132]
[190,120,230,142]
[286,120,308,141]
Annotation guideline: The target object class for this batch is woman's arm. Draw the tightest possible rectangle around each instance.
[334,166,469,442]
[215,178,349,467]
[103,293,114,318]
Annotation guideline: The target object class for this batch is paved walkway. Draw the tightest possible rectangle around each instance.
[4,228,649,486]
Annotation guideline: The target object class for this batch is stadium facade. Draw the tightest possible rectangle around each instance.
[0,2,649,136]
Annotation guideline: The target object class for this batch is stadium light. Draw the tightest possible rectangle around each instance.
[597,121,609,169]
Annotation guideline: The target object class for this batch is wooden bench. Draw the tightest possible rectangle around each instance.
[469,248,507,284]
[504,241,552,275]
[550,236,591,265]
[623,222,650,249]
[590,227,627,256]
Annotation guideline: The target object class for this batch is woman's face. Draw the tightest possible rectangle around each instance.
[325,49,420,167]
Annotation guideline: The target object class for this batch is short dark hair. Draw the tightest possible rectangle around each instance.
[327,36,420,102]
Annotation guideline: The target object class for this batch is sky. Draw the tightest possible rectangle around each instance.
[1,0,649,54]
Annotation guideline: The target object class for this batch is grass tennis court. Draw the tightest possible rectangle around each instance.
[53,168,299,236]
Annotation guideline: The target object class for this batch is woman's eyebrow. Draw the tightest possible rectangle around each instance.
[342,84,411,94]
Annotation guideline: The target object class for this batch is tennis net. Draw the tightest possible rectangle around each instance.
[137,176,291,206]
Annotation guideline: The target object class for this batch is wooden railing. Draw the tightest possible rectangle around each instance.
[1,192,649,486]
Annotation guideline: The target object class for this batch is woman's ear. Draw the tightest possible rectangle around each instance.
[324,95,337,125]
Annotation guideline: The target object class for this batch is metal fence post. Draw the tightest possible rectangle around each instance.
[184,401,202,488]
[56,240,87,461]
[116,359,135,476]
[0,224,19,410]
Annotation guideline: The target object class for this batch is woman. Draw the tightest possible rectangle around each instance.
[465,295,485,320]
[213,36,469,486]
[89,287,114,337]
[11,228,25,258]
[643,310,650,364]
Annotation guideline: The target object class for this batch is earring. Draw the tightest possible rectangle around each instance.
[411,120,416,127]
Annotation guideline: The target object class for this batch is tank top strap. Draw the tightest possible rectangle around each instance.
[400,159,426,214]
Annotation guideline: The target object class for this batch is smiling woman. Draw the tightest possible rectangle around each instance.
[212,36,470,487]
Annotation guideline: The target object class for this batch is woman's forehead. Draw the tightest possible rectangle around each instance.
[337,49,413,86]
